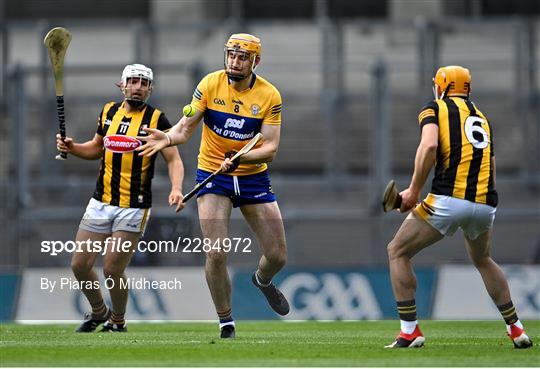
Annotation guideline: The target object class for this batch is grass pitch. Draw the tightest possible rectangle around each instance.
[1,320,538,367]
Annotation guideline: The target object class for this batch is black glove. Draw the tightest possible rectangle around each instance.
[223,150,240,173]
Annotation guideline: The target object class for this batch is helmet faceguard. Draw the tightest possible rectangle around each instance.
[224,33,261,81]
[433,65,471,99]
[120,64,153,107]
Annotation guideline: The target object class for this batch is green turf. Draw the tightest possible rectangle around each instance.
[1,320,538,367]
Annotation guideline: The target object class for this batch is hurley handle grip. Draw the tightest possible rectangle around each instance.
[55,95,67,160]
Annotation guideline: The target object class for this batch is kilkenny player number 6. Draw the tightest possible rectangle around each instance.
[44,27,72,160]
[464,116,489,150]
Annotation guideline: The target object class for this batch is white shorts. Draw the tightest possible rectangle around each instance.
[79,198,151,236]
[414,193,496,240]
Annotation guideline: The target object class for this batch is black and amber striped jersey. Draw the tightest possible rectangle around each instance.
[419,96,498,207]
[93,101,171,208]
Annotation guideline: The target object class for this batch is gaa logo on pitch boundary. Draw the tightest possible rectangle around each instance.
[278,273,382,320]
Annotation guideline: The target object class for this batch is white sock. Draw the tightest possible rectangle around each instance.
[219,320,235,329]
[400,320,418,335]
[506,319,523,334]
[255,271,271,287]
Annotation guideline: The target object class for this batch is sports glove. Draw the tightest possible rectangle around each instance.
[223,150,240,173]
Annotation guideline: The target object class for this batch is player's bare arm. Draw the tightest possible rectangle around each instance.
[160,146,186,212]
[137,110,204,156]
[400,123,438,212]
[169,110,204,145]
[56,133,104,160]
[242,124,280,163]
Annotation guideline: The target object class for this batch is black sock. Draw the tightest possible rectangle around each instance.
[218,308,233,325]
[90,300,107,319]
[397,299,417,321]
[110,311,125,326]
[497,301,518,325]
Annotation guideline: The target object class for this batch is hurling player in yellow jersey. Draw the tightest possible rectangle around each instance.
[384,66,532,349]
[138,34,289,338]
[56,64,185,333]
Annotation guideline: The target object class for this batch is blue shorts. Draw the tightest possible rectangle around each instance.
[196,169,276,208]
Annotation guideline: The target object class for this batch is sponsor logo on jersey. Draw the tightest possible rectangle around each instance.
[232,99,244,105]
[213,98,226,106]
[224,118,245,129]
[103,135,141,153]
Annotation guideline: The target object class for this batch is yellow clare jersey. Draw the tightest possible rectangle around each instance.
[93,101,171,208]
[419,96,497,207]
[190,70,282,176]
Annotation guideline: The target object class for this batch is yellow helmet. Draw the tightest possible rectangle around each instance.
[224,33,262,81]
[433,65,471,99]
[225,33,262,57]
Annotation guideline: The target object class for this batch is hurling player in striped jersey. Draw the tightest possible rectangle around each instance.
[385,66,532,349]
[56,64,185,332]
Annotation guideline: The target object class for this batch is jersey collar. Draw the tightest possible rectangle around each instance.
[227,73,257,90]
[121,100,147,115]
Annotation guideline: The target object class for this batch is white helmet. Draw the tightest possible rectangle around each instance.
[122,64,153,85]
[121,64,153,106]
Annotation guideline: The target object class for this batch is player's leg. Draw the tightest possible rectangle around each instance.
[464,229,533,348]
[240,201,289,315]
[100,230,139,332]
[240,201,287,281]
[73,198,115,332]
[71,228,110,332]
[388,211,443,300]
[99,206,150,332]
[464,229,510,304]
[385,211,443,348]
[198,194,235,338]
